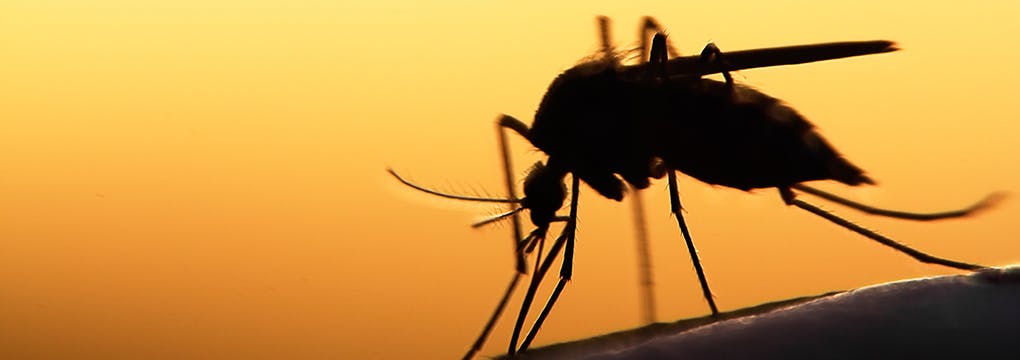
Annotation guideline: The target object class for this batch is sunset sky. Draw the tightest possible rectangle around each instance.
[2,1,1019,359]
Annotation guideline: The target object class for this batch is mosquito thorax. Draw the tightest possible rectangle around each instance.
[530,58,624,159]
[528,57,668,202]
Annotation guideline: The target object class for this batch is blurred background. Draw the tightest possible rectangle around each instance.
[2,1,1018,359]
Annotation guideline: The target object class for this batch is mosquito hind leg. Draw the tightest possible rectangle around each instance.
[668,171,720,316]
[791,184,1003,221]
[778,187,984,271]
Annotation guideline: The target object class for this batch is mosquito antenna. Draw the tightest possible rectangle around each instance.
[387,168,519,203]
[793,184,1004,221]
[472,207,526,228]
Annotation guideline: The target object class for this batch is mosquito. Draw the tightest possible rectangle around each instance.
[388,16,999,359]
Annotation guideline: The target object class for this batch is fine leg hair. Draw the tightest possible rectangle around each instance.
[778,188,984,271]
[516,176,581,354]
[669,171,721,315]
[792,184,1003,221]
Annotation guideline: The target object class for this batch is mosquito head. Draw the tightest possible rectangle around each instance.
[521,161,567,229]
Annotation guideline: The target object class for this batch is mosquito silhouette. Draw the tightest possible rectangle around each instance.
[388,16,1000,359]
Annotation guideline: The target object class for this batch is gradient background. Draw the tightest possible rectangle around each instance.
[2,1,1019,359]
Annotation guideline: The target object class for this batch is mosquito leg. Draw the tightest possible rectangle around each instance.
[518,175,582,354]
[498,114,532,142]
[519,279,567,352]
[462,272,522,360]
[461,229,546,360]
[630,185,657,324]
[699,43,735,89]
[597,15,612,58]
[594,16,660,325]
[639,16,680,59]
[507,227,569,356]
[641,27,672,81]
[494,113,554,357]
[649,33,671,80]
[497,115,534,273]
[778,187,985,271]
[792,184,1004,221]
[668,171,720,316]
[622,26,669,327]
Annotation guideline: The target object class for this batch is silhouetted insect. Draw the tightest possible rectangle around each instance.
[389,16,999,359]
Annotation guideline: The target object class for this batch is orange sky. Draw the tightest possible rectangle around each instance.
[2,1,1019,359]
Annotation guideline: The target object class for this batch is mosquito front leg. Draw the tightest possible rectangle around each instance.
[508,225,570,356]
[668,171,721,316]
[778,187,984,271]
[497,115,534,273]
[462,273,522,360]
[461,228,550,360]
[518,176,582,354]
